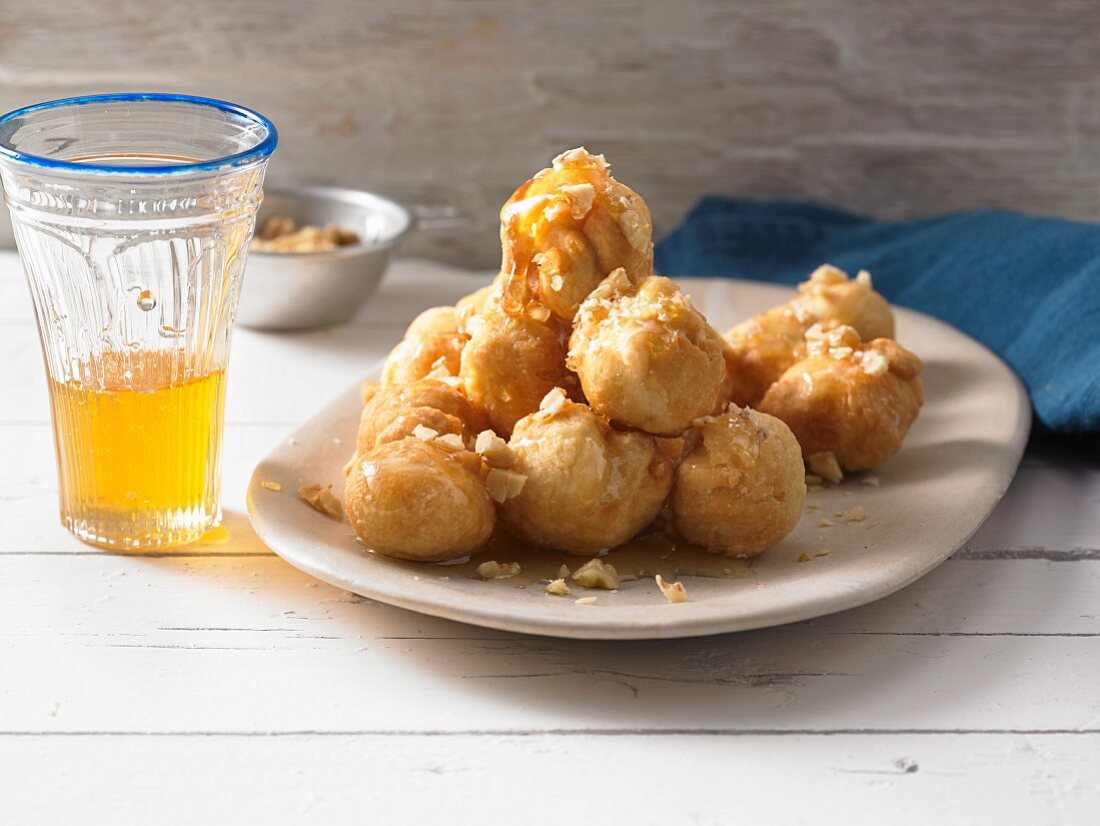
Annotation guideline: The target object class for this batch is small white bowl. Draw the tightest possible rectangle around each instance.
[237,186,411,331]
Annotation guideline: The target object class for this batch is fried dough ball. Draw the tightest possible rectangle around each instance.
[758,324,923,471]
[345,437,494,561]
[356,379,489,455]
[671,406,806,557]
[459,307,571,437]
[721,303,810,407]
[793,265,894,341]
[498,147,653,321]
[568,270,726,435]
[455,282,500,336]
[721,265,895,407]
[361,379,381,405]
[500,389,676,554]
[381,305,467,387]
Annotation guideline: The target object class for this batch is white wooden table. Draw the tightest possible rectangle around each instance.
[2,254,1098,825]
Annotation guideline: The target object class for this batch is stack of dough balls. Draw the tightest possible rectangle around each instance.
[342,148,923,565]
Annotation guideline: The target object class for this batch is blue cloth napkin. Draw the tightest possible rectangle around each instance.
[655,198,1100,433]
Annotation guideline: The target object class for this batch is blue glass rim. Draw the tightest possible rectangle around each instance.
[0,92,278,176]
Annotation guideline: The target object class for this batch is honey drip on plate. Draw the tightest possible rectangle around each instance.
[418,529,752,588]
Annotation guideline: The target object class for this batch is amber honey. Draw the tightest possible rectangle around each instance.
[48,350,227,550]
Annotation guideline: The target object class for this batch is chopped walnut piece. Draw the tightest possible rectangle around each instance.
[815,550,831,557]
[797,552,813,562]
[807,452,843,484]
[433,432,466,452]
[846,505,867,523]
[486,468,527,503]
[859,476,881,487]
[538,387,569,416]
[298,483,343,520]
[557,564,571,579]
[571,558,619,590]
[475,430,517,468]
[412,424,439,442]
[259,480,282,492]
[655,574,688,604]
[476,561,522,580]
[619,208,652,252]
[251,217,359,253]
[562,182,596,219]
[818,519,835,528]
[861,349,889,377]
[545,578,571,596]
[574,596,598,605]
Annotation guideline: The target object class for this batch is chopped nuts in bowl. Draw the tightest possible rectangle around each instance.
[238,186,411,331]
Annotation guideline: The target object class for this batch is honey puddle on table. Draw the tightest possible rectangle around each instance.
[428,531,753,588]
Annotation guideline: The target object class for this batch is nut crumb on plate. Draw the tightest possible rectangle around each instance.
[846,505,867,523]
[806,452,843,484]
[797,552,814,562]
[476,560,522,580]
[260,480,282,492]
[574,596,598,605]
[571,558,619,589]
[545,578,571,596]
[655,574,688,603]
[298,483,343,519]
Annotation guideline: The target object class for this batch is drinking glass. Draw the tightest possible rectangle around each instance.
[0,93,277,550]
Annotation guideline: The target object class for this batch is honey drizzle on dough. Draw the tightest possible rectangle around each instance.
[499,192,542,314]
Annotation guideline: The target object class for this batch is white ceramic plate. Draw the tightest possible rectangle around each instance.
[247,278,1030,639]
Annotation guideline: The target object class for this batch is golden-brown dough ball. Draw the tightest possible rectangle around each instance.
[722,303,810,407]
[405,305,460,338]
[530,225,603,321]
[381,306,467,387]
[758,324,923,471]
[500,389,676,554]
[720,265,896,408]
[498,147,653,320]
[792,265,894,341]
[671,406,805,557]
[455,282,501,336]
[345,437,494,561]
[361,379,381,406]
[356,379,489,455]
[459,307,570,437]
[568,270,726,435]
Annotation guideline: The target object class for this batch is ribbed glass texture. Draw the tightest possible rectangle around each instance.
[0,95,275,549]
